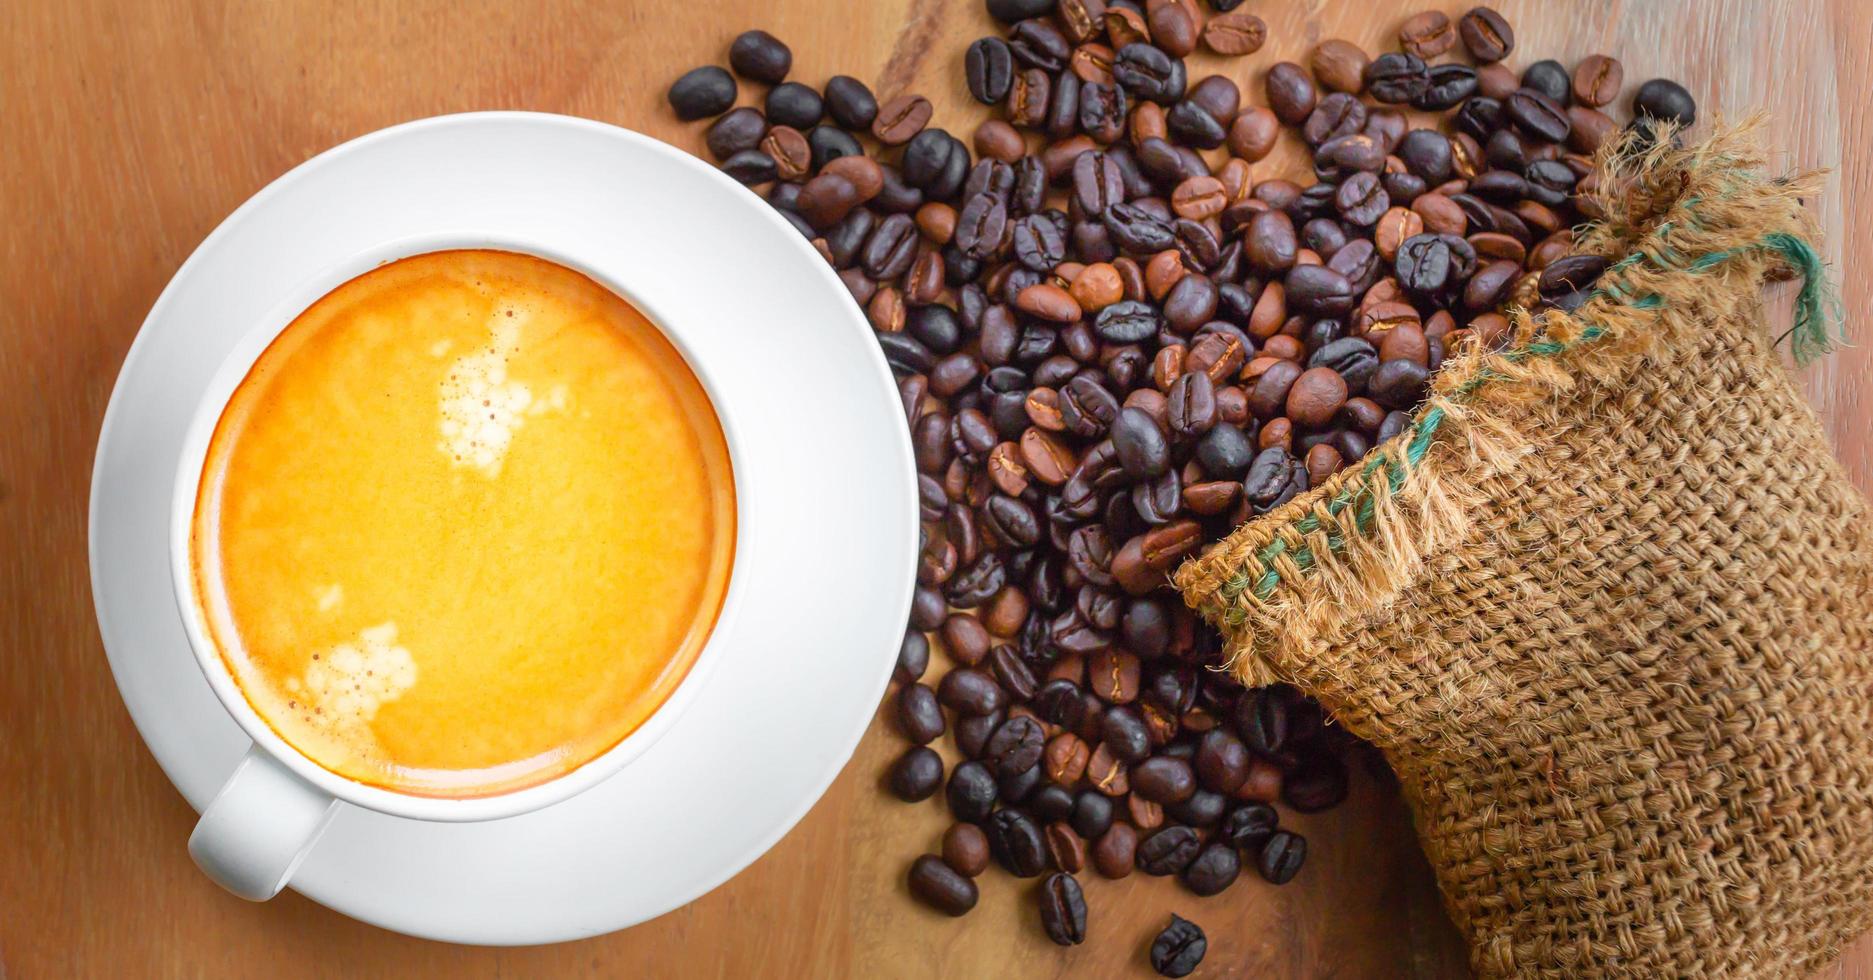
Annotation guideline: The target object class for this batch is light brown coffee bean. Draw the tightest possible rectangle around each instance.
[1184,480,1240,515]
[1057,0,1107,43]
[1226,107,1279,162]
[1045,822,1087,874]
[1087,743,1130,796]
[1202,11,1267,56]
[1374,206,1424,260]
[1151,344,1187,391]
[821,154,883,201]
[1304,443,1344,486]
[1016,283,1083,322]
[1045,733,1091,784]
[1379,322,1430,366]
[1089,648,1142,702]
[942,613,992,666]
[1104,5,1149,50]
[1286,367,1348,428]
[1398,10,1456,58]
[986,442,1031,496]
[760,125,811,181]
[1070,262,1124,312]
[872,95,932,145]
[1146,1,1197,58]
[1020,426,1077,484]
[1025,387,1067,431]
[973,119,1026,162]
[1092,823,1136,878]
[867,286,905,333]
[1070,43,1116,85]
[943,823,991,877]
[1144,250,1187,301]
[1309,39,1369,94]
[1171,176,1227,220]
[1572,53,1623,107]
[1411,192,1468,237]
[915,202,958,245]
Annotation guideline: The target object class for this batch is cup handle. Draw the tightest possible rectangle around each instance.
[188,747,339,900]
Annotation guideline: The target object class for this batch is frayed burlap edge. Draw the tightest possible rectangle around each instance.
[1174,117,1839,687]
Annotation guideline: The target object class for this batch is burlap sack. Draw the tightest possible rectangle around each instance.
[1176,123,1873,978]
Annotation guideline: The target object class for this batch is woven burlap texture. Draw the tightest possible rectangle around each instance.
[1176,123,1873,977]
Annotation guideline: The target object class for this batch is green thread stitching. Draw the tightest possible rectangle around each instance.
[1215,192,1841,608]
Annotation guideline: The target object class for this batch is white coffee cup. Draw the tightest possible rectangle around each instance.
[170,234,746,900]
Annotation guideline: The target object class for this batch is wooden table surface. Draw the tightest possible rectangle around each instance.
[2,0,1867,976]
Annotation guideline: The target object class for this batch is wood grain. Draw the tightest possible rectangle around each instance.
[1,1,1867,976]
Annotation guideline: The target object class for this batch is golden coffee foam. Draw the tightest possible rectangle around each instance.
[192,249,735,797]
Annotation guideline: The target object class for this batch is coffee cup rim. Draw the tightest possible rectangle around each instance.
[169,232,752,823]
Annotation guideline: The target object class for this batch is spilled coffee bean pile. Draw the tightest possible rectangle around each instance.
[670,2,1692,969]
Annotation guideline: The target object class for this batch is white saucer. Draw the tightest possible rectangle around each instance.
[88,112,918,944]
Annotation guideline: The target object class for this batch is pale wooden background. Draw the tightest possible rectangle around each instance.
[2,0,1868,976]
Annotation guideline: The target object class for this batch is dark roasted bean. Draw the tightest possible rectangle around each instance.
[909,855,978,915]
[1151,915,1208,977]
[1038,872,1088,945]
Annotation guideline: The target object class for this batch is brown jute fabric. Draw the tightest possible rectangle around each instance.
[1176,123,1873,977]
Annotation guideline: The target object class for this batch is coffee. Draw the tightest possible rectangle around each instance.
[191,249,734,798]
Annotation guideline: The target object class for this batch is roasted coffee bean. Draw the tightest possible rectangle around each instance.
[1203,11,1266,56]
[1563,54,1618,109]
[667,66,736,120]
[1235,686,1289,756]
[1367,358,1429,409]
[820,75,878,131]
[896,630,931,683]
[729,29,792,84]
[1194,729,1251,794]
[1111,407,1171,479]
[1264,62,1317,124]
[1102,705,1152,763]
[1284,751,1350,812]
[1180,843,1241,896]
[986,0,1054,23]
[898,682,946,744]
[1166,371,1216,439]
[1088,648,1142,702]
[983,715,1046,776]
[765,82,824,130]
[939,667,1006,716]
[1131,756,1196,803]
[1364,52,1429,105]
[955,709,1005,760]
[1540,253,1609,296]
[1634,77,1697,126]
[1070,789,1115,840]
[1087,741,1130,795]
[1285,264,1356,316]
[1221,802,1278,853]
[1137,825,1201,875]
[1257,830,1307,884]
[1044,822,1088,874]
[966,37,1016,104]
[909,854,978,915]
[705,107,768,161]
[1415,64,1478,111]
[990,645,1040,702]
[720,148,779,185]
[1033,679,1085,727]
[1151,915,1207,977]
[1113,43,1185,104]
[1029,783,1076,823]
[1105,202,1176,255]
[1010,19,1071,72]
[998,761,1042,803]
[1505,89,1571,143]
[946,760,998,822]
[1092,823,1137,878]
[873,95,933,145]
[944,822,991,877]
[1458,6,1514,63]
[987,808,1049,877]
[889,745,945,801]
[1038,872,1088,945]
[1398,10,1456,59]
